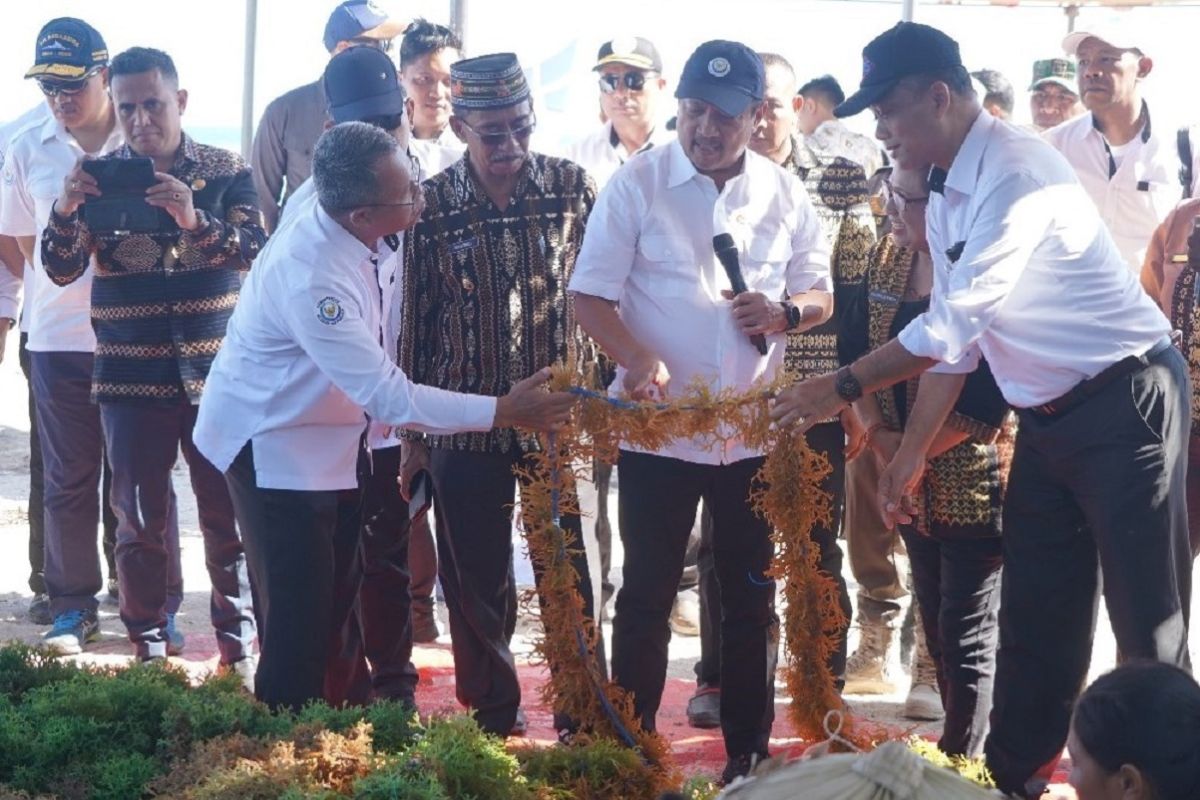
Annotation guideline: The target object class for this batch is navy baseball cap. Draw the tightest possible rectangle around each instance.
[835,22,963,118]
[323,0,406,53]
[324,45,406,124]
[25,17,108,80]
[675,40,764,117]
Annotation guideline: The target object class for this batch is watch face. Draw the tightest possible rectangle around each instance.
[786,304,801,328]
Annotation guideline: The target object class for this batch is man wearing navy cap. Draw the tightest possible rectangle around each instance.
[571,40,832,784]
[0,17,124,655]
[770,22,1190,798]
[251,0,407,232]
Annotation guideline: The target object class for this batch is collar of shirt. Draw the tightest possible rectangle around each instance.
[43,115,124,154]
[113,131,201,172]
[453,152,547,210]
[943,109,996,198]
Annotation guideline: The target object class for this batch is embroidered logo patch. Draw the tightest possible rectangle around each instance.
[316,296,344,325]
[707,57,731,78]
[611,36,639,56]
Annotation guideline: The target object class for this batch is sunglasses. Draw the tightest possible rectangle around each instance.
[37,67,103,98]
[598,71,655,94]
[457,114,537,147]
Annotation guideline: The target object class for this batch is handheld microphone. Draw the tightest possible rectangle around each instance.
[713,233,769,356]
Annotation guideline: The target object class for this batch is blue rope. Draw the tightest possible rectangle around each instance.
[545,431,643,754]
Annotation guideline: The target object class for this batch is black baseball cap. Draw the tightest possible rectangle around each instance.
[675,40,764,118]
[835,22,963,118]
[324,45,406,123]
[594,37,663,73]
[323,0,407,53]
[25,17,108,80]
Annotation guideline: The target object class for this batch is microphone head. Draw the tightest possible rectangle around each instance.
[712,232,736,252]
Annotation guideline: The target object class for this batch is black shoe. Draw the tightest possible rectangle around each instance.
[686,685,721,729]
[720,752,769,786]
[28,593,51,626]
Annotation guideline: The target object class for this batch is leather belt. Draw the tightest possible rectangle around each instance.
[1027,335,1174,418]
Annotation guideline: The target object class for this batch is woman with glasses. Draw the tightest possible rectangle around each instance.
[839,163,1012,758]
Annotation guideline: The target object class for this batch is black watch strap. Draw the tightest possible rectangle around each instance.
[835,366,864,403]
[781,301,802,331]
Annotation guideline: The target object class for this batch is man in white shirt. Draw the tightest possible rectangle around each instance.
[1044,26,1200,272]
[563,37,674,190]
[570,41,832,785]
[772,23,1190,799]
[0,18,131,655]
[398,18,464,180]
[194,121,574,712]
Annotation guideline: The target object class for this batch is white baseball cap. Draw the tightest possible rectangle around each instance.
[1062,24,1142,57]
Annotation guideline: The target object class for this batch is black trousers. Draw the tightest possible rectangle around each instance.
[225,443,371,711]
[901,528,1002,757]
[359,444,419,704]
[694,420,852,690]
[18,333,46,595]
[102,401,254,662]
[614,450,775,759]
[985,346,1193,798]
[429,447,601,736]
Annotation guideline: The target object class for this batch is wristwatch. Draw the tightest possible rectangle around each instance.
[834,366,864,403]
[780,301,803,331]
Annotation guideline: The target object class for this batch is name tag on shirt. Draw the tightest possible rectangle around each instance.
[449,236,478,254]
[869,289,900,307]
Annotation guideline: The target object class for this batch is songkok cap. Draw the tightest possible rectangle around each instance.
[675,40,764,118]
[324,45,406,124]
[25,17,108,80]
[594,36,663,73]
[1062,24,1143,57]
[1030,58,1077,92]
[835,22,963,118]
[450,53,531,110]
[323,0,407,53]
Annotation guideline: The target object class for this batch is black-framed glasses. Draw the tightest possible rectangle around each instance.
[882,180,929,213]
[359,152,423,209]
[457,114,537,147]
[37,67,103,98]
[598,71,655,94]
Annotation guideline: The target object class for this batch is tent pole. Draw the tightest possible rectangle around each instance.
[902,0,916,22]
[1065,4,1079,32]
[451,0,468,55]
[241,0,258,158]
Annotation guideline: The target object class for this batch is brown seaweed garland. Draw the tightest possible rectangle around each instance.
[513,362,872,784]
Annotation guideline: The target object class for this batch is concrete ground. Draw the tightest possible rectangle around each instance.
[0,344,1195,797]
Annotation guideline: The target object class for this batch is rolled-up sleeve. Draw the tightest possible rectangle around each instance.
[568,174,640,302]
[898,170,1049,367]
[284,275,496,435]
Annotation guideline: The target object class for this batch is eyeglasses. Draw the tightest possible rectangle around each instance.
[882,181,929,213]
[359,153,423,209]
[457,114,537,146]
[598,71,654,94]
[349,36,394,53]
[37,67,102,98]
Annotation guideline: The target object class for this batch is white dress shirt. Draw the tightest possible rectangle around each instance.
[193,200,496,491]
[898,111,1170,409]
[0,105,50,327]
[1043,105,1200,272]
[562,121,675,190]
[0,115,122,352]
[409,134,463,180]
[569,140,831,465]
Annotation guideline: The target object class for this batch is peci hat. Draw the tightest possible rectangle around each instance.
[834,22,963,118]
[25,17,108,80]
[594,36,663,73]
[324,45,406,124]
[450,53,531,111]
[1030,58,1077,92]
[323,0,407,53]
[675,40,764,118]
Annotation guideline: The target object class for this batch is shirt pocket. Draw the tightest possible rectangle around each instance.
[742,232,793,292]
[638,234,697,297]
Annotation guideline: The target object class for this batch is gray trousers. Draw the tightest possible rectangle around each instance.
[30,351,116,616]
[101,401,255,663]
[985,345,1193,798]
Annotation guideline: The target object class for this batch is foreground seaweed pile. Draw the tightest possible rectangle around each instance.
[0,644,714,800]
